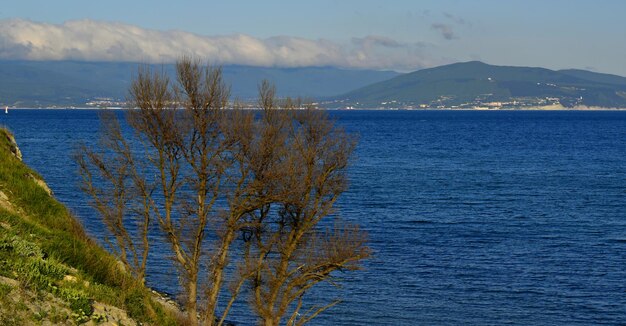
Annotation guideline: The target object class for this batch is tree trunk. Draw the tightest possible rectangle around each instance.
[263,317,279,326]
[187,280,198,325]
[205,229,235,325]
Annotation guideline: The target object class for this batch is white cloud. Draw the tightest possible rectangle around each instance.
[0,18,445,71]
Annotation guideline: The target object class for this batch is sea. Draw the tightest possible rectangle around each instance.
[1,109,625,325]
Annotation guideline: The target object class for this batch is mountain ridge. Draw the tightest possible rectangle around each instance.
[0,60,399,107]
[330,61,626,108]
[3,60,626,108]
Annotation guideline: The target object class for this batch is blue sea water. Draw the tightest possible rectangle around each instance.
[2,109,625,325]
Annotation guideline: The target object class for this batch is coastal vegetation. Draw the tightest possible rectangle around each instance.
[75,57,370,325]
[0,128,180,324]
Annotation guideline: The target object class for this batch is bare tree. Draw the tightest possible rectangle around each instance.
[75,110,151,284]
[124,59,237,325]
[241,87,372,326]
[78,59,369,326]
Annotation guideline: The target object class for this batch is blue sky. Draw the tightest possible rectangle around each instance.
[2,0,625,74]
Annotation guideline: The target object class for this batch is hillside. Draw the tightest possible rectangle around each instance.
[331,61,626,108]
[0,128,179,325]
[0,61,399,107]
[558,69,626,87]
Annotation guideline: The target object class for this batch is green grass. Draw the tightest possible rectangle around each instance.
[0,282,12,296]
[0,127,178,325]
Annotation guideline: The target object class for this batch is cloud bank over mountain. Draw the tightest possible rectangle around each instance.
[0,19,442,71]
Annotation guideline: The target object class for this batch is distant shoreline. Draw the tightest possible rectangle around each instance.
[4,105,626,111]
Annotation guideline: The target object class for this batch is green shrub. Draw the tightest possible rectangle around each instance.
[0,282,12,297]
[43,234,130,288]
[87,282,123,307]
[58,287,94,319]
[9,235,44,258]
[0,252,13,278]
[48,306,70,324]
[91,312,108,323]
[32,309,48,321]
[124,287,149,322]
[16,256,69,291]
[0,310,24,325]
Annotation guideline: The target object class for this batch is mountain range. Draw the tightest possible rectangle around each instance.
[0,60,398,107]
[1,60,626,108]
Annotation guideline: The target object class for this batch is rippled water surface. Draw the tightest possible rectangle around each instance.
[2,109,625,325]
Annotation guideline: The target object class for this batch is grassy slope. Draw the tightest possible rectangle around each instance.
[0,128,178,325]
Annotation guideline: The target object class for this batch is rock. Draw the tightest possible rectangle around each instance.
[150,289,184,320]
[90,302,138,326]
[4,132,22,161]
[0,190,16,213]
[28,173,53,196]
[0,275,19,287]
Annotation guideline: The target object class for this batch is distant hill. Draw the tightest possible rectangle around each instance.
[558,69,626,87]
[0,61,399,107]
[331,61,626,108]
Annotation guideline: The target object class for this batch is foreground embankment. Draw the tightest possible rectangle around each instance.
[0,127,180,325]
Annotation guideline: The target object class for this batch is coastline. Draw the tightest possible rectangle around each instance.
[5,105,626,111]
